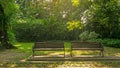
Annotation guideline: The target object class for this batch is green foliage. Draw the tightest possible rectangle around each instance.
[89,39,120,48]
[67,20,82,31]
[0,0,19,17]
[7,30,16,44]
[85,0,120,38]
[79,31,99,41]
[12,0,94,41]
[13,18,67,41]
[89,31,99,40]
[13,17,83,42]
[71,0,80,7]
[79,31,89,41]
[7,0,120,42]
[0,0,19,48]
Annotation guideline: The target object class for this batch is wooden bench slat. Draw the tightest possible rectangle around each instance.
[72,48,103,50]
[32,42,65,57]
[71,42,103,48]
[71,41,104,57]
[34,42,64,48]
[33,48,64,51]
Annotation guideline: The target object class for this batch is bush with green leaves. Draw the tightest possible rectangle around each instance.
[13,18,81,42]
[79,31,99,41]
[89,31,99,40]
[8,30,16,44]
[101,39,120,48]
[88,39,120,48]
[79,31,89,41]
[85,0,120,39]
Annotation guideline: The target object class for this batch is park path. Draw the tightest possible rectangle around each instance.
[0,49,26,62]
[0,49,120,67]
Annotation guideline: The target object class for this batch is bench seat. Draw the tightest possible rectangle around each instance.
[72,48,103,50]
[33,48,64,51]
[71,41,104,57]
[32,42,65,57]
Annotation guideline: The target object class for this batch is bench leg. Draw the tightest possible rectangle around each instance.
[32,50,34,58]
[101,51,104,57]
[64,50,65,58]
[70,50,72,57]
[100,50,104,57]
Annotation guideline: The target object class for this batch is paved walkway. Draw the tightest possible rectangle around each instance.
[28,55,120,62]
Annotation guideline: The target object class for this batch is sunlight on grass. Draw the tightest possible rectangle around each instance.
[34,51,65,57]
[48,61,106,68]
[0,42,120,67]
[72,50,100,56]
[14,42,33,50]
[14,44,21,46]
[48,52,63,55]
[104,46,120,57]
[114,53,120,57]
[20,59,26,62]
[9,64,17,67]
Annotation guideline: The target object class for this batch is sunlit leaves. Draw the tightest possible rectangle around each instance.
[0,0,19,17]
[71,0,80,7]
[18,19,27,23]
[67,20,81,31]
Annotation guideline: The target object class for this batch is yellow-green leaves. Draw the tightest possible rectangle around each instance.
[0,0,19,17]
[67,20,81,31]
[71,0,80,7]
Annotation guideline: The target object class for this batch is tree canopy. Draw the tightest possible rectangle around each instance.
[0,0,120,48]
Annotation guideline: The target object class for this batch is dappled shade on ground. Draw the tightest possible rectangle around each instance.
[0,42,120,67]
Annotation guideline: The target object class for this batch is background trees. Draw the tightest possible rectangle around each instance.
[13,0,91,41]
[12,0,120,42]
[84,0,120,38]
[0,0,120,47]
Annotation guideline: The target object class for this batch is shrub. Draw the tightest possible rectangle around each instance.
[79,31,89,41]
[79,31,99,41]
[89,31,99,40]
[8,30,16,44]
[88,39,120,48]
[102,39,120,48]
[13,18,81,42]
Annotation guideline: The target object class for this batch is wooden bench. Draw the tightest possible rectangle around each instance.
[32,42,65,57]
[71,41,104,57]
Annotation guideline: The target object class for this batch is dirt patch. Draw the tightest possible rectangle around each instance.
[0,50,27,62]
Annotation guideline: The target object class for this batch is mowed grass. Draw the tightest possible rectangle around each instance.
[0,42,120,67]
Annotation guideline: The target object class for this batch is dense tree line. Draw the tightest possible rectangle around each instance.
[85,0,120,39]
[0,0,120,47]
[13,0,92,41]
[13,0,120,42]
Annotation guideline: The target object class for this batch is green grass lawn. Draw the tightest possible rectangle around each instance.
[0,42,120,67]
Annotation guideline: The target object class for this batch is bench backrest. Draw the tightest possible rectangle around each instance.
[34,42,64,48]
[71,41,103,48]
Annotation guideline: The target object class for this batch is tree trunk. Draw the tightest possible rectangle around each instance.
[0,4,16,49]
